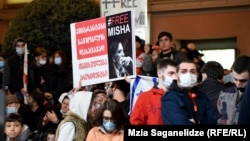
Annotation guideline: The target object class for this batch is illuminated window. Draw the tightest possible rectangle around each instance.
[200,49,235,70]
[181,38,237,70]
[6,0,32,4]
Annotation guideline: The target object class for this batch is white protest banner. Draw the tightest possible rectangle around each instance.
[70,11,136,87]
[100,0,147,28]
[128,75,158,115]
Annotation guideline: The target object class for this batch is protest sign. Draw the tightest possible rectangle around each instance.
[70,11,135,87]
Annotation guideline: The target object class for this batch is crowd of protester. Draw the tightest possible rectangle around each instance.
[2,31,250,141]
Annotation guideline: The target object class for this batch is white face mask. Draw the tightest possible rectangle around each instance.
[16,47,25,55]
[54,57,62,65]
[162,75,175,88]
[60,109,67,117]
[39,60,47,65]
[179,73,197,88]
[6,107,18,114]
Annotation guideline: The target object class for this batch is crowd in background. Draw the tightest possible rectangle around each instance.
[2,31,250,141]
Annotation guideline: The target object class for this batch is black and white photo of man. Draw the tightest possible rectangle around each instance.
[108,41,133,79]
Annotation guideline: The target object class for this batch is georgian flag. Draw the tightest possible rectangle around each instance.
[128,75,158,115]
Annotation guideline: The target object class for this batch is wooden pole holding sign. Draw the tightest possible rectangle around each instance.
[23,43,28,104]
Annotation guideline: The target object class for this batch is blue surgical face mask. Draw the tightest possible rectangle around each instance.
[54,57,62,65]
[223,73,234,84]
[0,61,4,68]
[16,47,25,55]
[102,121,116,132]
[6,107,18,114]
[162,75,175,88]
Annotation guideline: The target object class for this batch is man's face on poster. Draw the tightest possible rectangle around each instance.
[113,42,125,64]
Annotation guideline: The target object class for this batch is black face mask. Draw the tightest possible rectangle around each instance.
[238,88,246,93]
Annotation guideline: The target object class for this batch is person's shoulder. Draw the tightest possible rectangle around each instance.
[59,121,75,128]
[89,126,99,131]
[5,54,16,60]
[162,89,180,100]
[172,49,185,55]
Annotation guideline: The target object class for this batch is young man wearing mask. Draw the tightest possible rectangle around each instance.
[130,58,177,125]
[3,37,27,103]
[161,59,217,125]
[217,55,250,125]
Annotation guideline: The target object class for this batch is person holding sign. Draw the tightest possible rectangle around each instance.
[109,41,133,79]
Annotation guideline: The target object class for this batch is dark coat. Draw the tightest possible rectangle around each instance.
[27,61,48,94]
[160,49,188,64]
[161,81,217,125]
[3,54,24,94]
[197,78,225,113]
[41,65,72,106]
[238,77,250,125]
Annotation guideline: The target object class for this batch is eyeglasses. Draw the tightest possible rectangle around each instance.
[234,78,248,83]
[103,116,113,122]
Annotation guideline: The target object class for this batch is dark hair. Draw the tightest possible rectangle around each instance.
[93,89,107,96]
[46,128,56,135]
[144,43,153,54]
[62,95,69,103]
[30,88,45,107]
[33,47,47,57]
[176,59,196,72]
[12,37,26,50]
[111,80,130,97]
[201,61,224,80]
[109,41,121,57]
[93,98,128,132]
[186,50,204,60]
[5,113,24,126]
[157,31,173,41]
[231,55,250,74]
[135,36,142,44]
[135,36,145,50]
[50,50,69,74]
[157,58,177,72]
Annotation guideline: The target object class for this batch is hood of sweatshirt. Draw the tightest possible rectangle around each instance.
[69,91,93,121]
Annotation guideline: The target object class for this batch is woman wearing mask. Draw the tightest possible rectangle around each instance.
[41,50,72,107]
[27,47,48,95]
[86,89,107,133]
[86,98,128,141]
